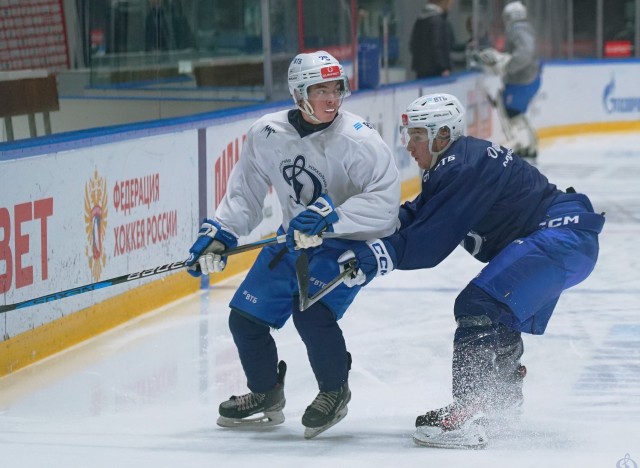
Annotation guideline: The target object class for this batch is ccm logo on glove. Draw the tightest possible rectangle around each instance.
[369,240,393,275]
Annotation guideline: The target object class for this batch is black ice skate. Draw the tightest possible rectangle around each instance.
[302,382,351,439]
[413,402,488,449]
[216,361,287,428]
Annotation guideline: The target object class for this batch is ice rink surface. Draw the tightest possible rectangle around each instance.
[1,133,639,468]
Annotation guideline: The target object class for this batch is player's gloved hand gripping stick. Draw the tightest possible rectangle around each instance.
[295,252,357,312]
[286,194,338,251]
[185,219,239,277]
[294,238,396,311]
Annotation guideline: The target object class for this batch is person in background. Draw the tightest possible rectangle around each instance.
[476,1,542,159]
[169,0,194,49]
[145,0,170,51]
[184,51,400,439]
[337,93,604,449]
[452,15,492,71]
[410,0,455,78]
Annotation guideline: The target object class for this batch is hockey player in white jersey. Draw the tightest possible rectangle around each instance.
[184,50,400,439]
[475,1,541,159]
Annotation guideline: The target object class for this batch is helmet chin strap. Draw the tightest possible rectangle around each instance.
[298,99,322,123]
[429,138,453,169]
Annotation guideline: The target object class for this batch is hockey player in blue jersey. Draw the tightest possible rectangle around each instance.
[337,93,604,449]
[184,50,400,439]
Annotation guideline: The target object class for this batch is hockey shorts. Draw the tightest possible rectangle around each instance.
[503,72,541,116]
[229,238,363,329]
[471,196,603,335]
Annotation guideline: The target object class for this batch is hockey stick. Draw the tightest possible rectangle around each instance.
[295,252,357,311]
[0,234,287,314]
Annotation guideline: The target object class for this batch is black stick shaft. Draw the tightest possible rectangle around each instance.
[0,235,286,314]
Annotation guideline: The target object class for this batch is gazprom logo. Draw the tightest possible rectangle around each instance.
[603,76,640,114]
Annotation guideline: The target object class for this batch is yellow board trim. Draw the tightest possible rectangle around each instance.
[537,120,640,141]
[0,249,261,377]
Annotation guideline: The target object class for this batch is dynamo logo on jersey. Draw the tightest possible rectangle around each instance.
[281,155,323,205]
[602,76,640,114]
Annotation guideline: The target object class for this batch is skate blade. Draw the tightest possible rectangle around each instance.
[216,410,285,428]
[413,422,488,450]
[303,406,349,440]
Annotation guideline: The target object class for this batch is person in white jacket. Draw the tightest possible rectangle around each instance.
[185,50,400,439]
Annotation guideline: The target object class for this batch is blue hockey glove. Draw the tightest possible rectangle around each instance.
[286,194,339,251]
[185,219,238,277]
[337,239,396,287]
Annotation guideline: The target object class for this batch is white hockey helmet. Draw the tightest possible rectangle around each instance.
[503,1,527,25]
[287,50,351,119]
[400,93,465,144]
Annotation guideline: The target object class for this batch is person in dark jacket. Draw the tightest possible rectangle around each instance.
[409,0,455,78]
[145,0,171,51]
[337,93,604,449]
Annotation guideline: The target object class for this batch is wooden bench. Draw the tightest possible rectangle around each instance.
[0,71,59,141]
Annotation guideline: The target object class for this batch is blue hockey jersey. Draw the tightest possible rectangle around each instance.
[386,136,561,269]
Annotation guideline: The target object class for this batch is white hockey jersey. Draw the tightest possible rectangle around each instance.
[215,109,401,241]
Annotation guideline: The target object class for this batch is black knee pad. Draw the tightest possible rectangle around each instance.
[452,291,525,406]
[452,289,500,402]
[454,285,497,348]
[496,322,521,343]
[452,320,498,403]
[454,283,523,330]
[454,284,502,324]
[496,323,523,358]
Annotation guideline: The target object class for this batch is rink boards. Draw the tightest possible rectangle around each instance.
[1,59,639,376]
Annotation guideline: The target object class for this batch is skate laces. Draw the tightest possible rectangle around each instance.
[232,392,266,411]
[417,403,478,431]
[308,390,340,415]
[439,405,474,430]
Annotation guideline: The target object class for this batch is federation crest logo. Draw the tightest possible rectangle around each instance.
[84,169,109,281]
